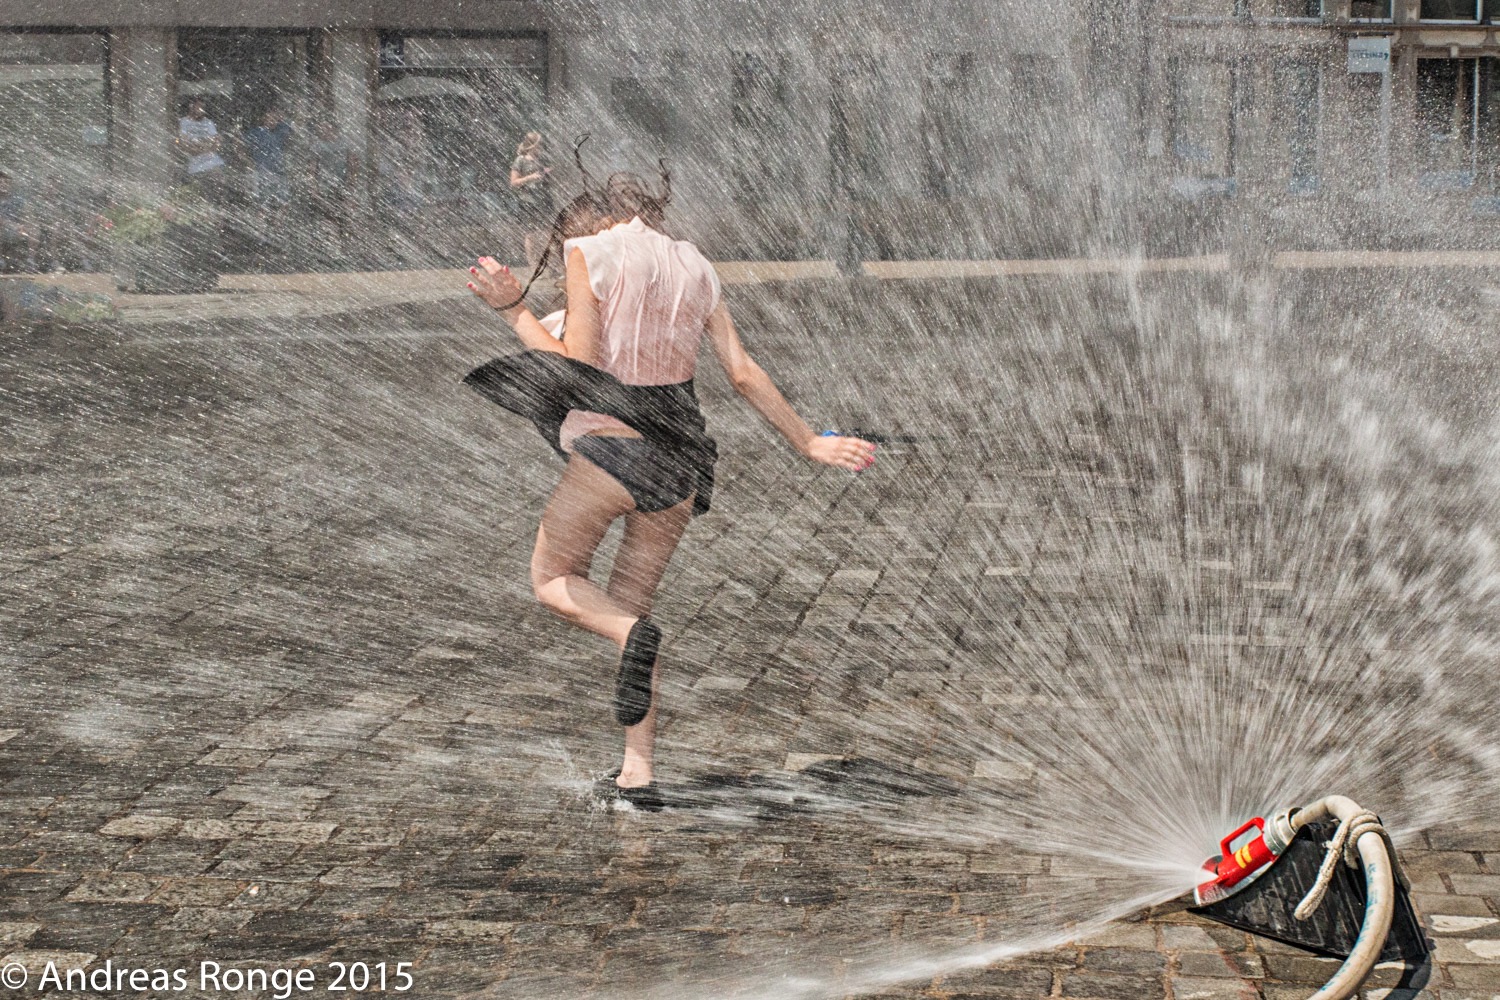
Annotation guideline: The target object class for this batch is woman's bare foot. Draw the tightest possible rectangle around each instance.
[617,700,656,788]
[616,748,652,789]
[594,770,663,811]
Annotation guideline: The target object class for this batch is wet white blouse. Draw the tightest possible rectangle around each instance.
[558,217,722,449]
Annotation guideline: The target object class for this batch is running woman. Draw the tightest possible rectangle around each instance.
[466,173,875,810]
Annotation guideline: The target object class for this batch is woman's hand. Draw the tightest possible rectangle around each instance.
[805,434,876,472]
[468,256,524,318]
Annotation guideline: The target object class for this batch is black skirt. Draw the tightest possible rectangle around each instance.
[571,435,698,513]
[464,350,717,516]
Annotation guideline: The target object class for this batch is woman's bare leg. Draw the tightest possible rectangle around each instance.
[531,454,694,790]
[606,497,694,788]
[530,456,639,645]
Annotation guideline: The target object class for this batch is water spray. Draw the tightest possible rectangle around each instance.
[1192,796,1428,1000]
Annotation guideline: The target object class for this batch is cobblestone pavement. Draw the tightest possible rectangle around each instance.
[3,268,1500,999]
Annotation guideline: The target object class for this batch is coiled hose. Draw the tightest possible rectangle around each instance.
[1282,796,1406,1000]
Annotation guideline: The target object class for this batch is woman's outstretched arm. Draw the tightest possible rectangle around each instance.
[468,256,566,355]
[467,249,601,365]
[706,302,874,472]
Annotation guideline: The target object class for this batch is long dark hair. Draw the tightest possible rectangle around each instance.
[603,168,671,231]
[496,134,672,311]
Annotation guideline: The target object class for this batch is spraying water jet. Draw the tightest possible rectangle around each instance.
[1192,796,1429,1000]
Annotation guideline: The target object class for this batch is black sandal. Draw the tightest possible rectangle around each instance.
[614,618,660,726]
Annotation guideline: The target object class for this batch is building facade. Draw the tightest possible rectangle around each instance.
[1152,0,1500,249]
[11,1,1495,266]
[0,1,1144,266]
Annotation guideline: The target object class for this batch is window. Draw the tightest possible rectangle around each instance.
[829,53,885,199]
[374,32,547,201]
[1010,52,1063,106]
[1280,60,1321,184]
[728,51,793,203]
[1479,58,1500,190]
[1167,0,1238,14]
[1167,0,1238,15]
[611,78,672,147]
[1414,58,1500,188]
[177,30,312,137]
[1420,0,1481,19]
[0,32,109,182]
[1005,53,1071,187]
[608,48,685,159]
[1332,72,1386,187]
[1415,58,1482,181]
[1260,0,1322,16]
[1171,58,1234,177]
[920,53,976,198]
[1350,0,1394,17]
[0,30,109,270]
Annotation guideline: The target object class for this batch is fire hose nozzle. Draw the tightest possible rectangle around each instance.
[1194,815,1286,906]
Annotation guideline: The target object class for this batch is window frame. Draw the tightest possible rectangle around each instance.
[1259,0,1324,22]
[1417,0,1482,21]
[1348,0,1396,22]
[0,27,113,162]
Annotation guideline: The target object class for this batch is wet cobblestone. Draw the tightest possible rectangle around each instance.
[3,272,1499,998]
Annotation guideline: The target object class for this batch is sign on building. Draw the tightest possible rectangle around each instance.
[1347,36,1391,74]
[379,34,545,71]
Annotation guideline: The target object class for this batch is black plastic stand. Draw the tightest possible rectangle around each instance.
[1191,820,1430,963]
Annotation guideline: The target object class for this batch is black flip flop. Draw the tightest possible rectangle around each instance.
[614,618,660,726]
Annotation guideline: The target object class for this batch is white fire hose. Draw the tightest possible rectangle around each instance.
[1261,796,1407,1000]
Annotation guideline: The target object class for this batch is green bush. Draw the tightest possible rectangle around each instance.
[101,187,215,246]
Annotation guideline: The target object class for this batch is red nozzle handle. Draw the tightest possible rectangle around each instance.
[1219,817,1266,858]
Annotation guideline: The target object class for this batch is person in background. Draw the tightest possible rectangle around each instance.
[178,98,227,198]
[510,131,552,266]
[245,106,294,226]
[0,170,37,273]
[376,109,434,263]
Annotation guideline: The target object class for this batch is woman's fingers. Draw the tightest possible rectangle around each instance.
[849,438,876,472]
[466,266,507,306]
[476,258,521,294]
[464,258,527,313]
[809,434,876,472]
